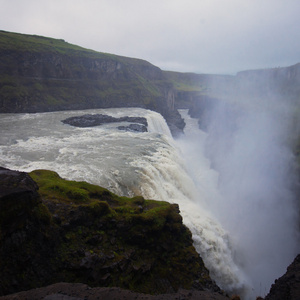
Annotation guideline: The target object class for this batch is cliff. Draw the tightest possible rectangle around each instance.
[164,63,300,109]
[265,254,300,300]
[165,64,300,155]
[163,70,235,108]
[0,31,184,136]
[235,63,300,101]
[0,167,220,297]
[2,30,298,137]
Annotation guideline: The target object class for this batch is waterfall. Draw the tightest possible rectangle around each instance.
[145,110,172,137]
[128,110,251,297]
[177,98,300,299]
[1,106,298,299]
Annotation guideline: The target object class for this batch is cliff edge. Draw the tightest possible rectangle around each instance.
[0,167,220,297]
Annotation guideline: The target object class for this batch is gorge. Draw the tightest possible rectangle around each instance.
[0,31,300,299]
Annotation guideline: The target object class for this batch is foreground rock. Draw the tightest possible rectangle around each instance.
[0,282,229,300]
[265,254,300,300]
[0,167,221,297]
[117,123,147,132]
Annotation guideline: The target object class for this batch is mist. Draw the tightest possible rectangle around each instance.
[196,90,300,296]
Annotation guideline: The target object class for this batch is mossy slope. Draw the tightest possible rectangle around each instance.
[0,168,218,296]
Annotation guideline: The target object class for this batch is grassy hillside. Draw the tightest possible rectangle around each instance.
[163,70,236,108]
[163,71,207,92]
[0,168,217,295]
[0,30,99,55]
[0,31,172,115]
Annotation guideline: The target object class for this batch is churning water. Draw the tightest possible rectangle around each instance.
[0,107,299,299]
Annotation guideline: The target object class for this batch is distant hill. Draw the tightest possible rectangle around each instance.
[0,31,183,135]
[164,63,300,108]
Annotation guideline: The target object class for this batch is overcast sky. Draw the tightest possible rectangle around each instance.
[1,0,299,74]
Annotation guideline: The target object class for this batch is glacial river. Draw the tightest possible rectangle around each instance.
[0,107,298,299]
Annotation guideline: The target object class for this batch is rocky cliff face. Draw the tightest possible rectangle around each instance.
[0,168,58,295]
[0,31,184,136]
[0,167,220,297]
[265,254,300,300]
[164,63,300,110]
[234,63,300,102]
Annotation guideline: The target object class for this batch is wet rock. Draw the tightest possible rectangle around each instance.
[0,167,40,235]
[118,123,147,132]
[265,254,300,300]
[80,252,101,269]
[164,109,185,137]
[62,114,148,128]
[0,167,39,198]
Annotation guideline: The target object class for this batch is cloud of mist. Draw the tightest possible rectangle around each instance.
[201,86,300,297]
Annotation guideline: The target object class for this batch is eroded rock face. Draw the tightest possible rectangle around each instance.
[265,254,300,300]
[0,167,39,198]
[0,167,40,235]
[0,168,56,296]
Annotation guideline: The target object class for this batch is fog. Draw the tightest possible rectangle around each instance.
[199,89,300,296]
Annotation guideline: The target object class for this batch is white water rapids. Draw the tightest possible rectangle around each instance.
[0,107,298,299]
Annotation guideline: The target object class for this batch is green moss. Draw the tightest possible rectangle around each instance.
[0,30,108,58]
[28,170,175,223]
[132,196,145,205]
[46,95,62,105]
[32,203,52,225]
[29,169,111,204]
[81,200,112,216]
[22,169,213,294]
[28,171,183,238]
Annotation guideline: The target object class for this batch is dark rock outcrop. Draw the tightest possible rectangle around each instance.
[0,282,229,300]
[0,168,58,296]
[0,167,40,235]
[118,123,147,132]
[61,114,148,128]
[265,254,300,300]
[0,167,221,297]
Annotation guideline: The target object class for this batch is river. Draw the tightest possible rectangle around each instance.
[0,107,298,299]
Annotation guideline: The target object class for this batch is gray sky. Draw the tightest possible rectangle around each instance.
[1,0,299,74]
